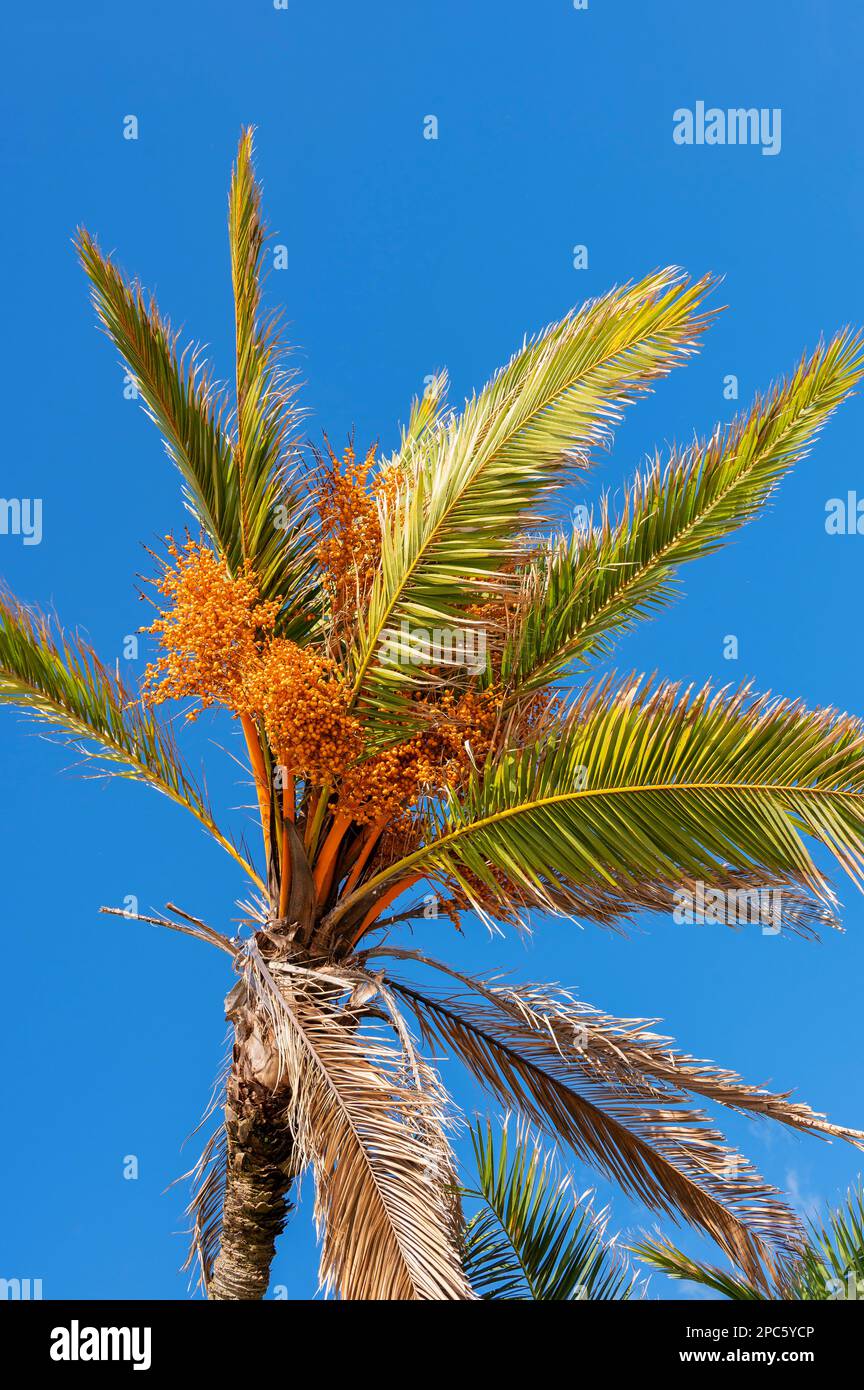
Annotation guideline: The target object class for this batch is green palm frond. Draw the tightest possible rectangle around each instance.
[333,674,864,931]
[635,1182,864,1301]
[381,370,450,471]
[463,1118,637,1300]
[0,592,261,887]
[76,145,317,632]
[504,332,864,692]
[75,228,239,559]
[795,1182,864,1299]
[349,269,714,737]
[631,1236,767,1299]
[227,128,317,618]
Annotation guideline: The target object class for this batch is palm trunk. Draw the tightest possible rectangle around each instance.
[207,993,300,1300]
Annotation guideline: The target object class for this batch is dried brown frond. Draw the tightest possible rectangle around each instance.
[240,942,473,1299]
[383,962,811,1287]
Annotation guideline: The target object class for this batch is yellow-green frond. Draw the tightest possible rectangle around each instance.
[504,331,864,692]
[330,675,864,931]
[349,269,716,738]
[0,592,261,887]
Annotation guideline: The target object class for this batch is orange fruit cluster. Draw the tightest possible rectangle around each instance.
[143,522,512,830]
[245,637,362,782]
[314,442,403,637]
[338,687,500,824]
[142,538,280,712]
[142,539,360,780]
[315,443,380,624]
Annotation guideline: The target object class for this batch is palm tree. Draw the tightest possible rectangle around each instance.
[635,1183,864,1300]
[3,128,864,1301]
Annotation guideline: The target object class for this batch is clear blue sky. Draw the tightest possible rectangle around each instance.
[1,0,862,1299]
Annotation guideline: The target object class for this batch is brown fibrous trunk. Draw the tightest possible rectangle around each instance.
[207,996,300,1300]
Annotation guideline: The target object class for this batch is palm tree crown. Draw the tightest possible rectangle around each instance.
[3,129,864,1300]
